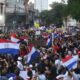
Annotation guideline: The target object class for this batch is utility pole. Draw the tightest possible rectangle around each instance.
[13,0,18,31]
[24,0,29,24]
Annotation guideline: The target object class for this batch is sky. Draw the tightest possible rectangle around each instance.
[29,0,61,9]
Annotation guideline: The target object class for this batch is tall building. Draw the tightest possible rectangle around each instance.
[0,0,5,27]
[5,0,26,30]
[0,0,29,31]
[34,0,48,12]
[6,0,25,13]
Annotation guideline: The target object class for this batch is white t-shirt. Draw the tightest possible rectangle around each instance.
[17,61,24,70]
[64,72,79,80]
[55,59,62,70]
[38,74,46,80]
[56,72,79,80]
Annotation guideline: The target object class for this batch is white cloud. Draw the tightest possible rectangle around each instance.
[29,0,62,10]
[48,0,61,9]
[29,0,61,4]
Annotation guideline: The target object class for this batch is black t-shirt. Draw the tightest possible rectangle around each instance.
[37,62,45,73]
[46,66,57,80]
[50,66,57,80]
[75,68,80,74]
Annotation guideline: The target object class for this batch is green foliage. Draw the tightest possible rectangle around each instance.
[39,2,68,26]
[68,0,80,21]
[50,2,67,24]
[39,0,80,25]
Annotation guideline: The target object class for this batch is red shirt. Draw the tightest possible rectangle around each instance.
[52,45,60,54]
[20,49,27,57]
[78,51,80,56]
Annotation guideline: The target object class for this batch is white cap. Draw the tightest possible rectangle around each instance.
[29,65,33,68]
[18,57,22,60]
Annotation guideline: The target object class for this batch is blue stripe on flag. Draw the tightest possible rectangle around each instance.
[47,37,52,47]
[0,49,19,55]
[67,61,77,70]
[48,40,52,47]
[53,33,60,38]
[28,51,40,64]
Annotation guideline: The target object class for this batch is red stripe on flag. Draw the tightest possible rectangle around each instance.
[62,55,72,63]
[0,39,17,43]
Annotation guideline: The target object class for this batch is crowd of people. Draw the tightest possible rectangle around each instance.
[0,26,80,80]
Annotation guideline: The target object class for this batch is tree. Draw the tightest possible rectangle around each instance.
[39,10,51,25]
[68,0,80,21]
[50,2,67,26]
[39,2,67,27]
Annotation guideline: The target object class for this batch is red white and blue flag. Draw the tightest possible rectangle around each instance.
[42,32,50,39]
[0,39,20,55]
[46,37,52,47]
[10,33,28,43]
[62,55,78,70]
[10,33,19,43]
[27,46,40,64]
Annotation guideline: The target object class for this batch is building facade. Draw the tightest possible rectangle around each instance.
[0,0,30,31]
[6,0,25,13]
[34,0,48,12]
[0,0,5,28]
[5,0,26,30]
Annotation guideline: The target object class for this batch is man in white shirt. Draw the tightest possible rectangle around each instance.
[64,71,79,80]
[38,74,46,80]
[17,57,24,71]
[56,72,79,80]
